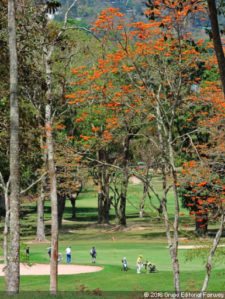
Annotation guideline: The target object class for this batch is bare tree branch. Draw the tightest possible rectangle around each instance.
[20,172,47,195]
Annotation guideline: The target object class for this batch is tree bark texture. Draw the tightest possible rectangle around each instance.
[97,150,111,224]
[97,183,111,224]
[139,183,148,218]
[57,194,66,229]
[44,47,58,294]
[201,213,225,294]
[7,0,20,293]
[36,177,46,241]
[45,103,58,295]
[156,102,180,294]
[3,183,10,285]
[117,136,130,226]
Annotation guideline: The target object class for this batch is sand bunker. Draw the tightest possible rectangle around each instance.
[178,244,225,249]
[0,263,103,276]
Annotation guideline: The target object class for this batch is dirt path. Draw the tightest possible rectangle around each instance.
[0,263,103,276]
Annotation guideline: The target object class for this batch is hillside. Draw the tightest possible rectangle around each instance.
[57,0,145,25]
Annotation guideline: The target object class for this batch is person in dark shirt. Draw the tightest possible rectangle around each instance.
[25,246,30,262]
[90,246,97,263]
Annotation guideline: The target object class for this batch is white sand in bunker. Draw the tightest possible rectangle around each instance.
[178,244,225,249]
[0,264,103,276]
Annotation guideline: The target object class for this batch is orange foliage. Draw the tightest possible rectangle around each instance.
[55,124,65,130]
[102,130,113,142]
[92,7,124,31]
[197,181,208,187]
[80,135,92,141]
[91,126,100,133]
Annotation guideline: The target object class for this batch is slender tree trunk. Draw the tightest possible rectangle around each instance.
[117,136,130,226]
[102,186,111,224]
[201,213,225,295]
[98,183,110,224]
[139,183,147,218]
[207,0,225,94]
[36,177,46,241]
[118,193,127,226]
[70,196,76,219]
[36,135,46,241]
[7,0,20,293]
[168,130,180,294]
[96,150,111,224]
[58,194,66,229]
[45,103,58,295]
[3,184,10,283]
[44,46,58,294]
[97,183,104,224]
[70,181,82,219]
[156,101,180,294]
[0,193,6,214]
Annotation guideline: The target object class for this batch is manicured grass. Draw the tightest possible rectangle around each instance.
[1,238,225,294]
[0,180,225,296]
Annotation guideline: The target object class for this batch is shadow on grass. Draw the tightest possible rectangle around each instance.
[64,207,115,223]
[63,207,98,222]
[207,229,225,238]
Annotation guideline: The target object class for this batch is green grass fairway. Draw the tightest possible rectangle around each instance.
[0,238,225,294]
[1,181,225,297]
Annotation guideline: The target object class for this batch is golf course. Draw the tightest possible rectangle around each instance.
[0,182,224,298]
[2,0,225,298]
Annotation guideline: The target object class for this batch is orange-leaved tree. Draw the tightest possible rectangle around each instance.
[67,3,214,293]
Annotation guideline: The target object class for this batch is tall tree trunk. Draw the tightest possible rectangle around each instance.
[117,135,130,226]
[156,102,180,294]
[7,0,20,293]
[102,189,111,224]
[195,213,208,237]
[44,47,58,294]
[36,135,46,241]
[97,182,111,224]
[70,196,76,219]
[45,103,58,295]
[3,181,10,284]
[97,188,104,224]
[207,0,225,94]
[168,129,180,294]
[118,193,127,226]
[58,194,66,229]
[97,150,111,224]
[201,213,225,294]
[139,183,148,218]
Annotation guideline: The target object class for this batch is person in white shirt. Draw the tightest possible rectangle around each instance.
[65,246,72,263]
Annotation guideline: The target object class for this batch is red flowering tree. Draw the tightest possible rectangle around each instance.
[66,3,212,292]
[180,162,225,236]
